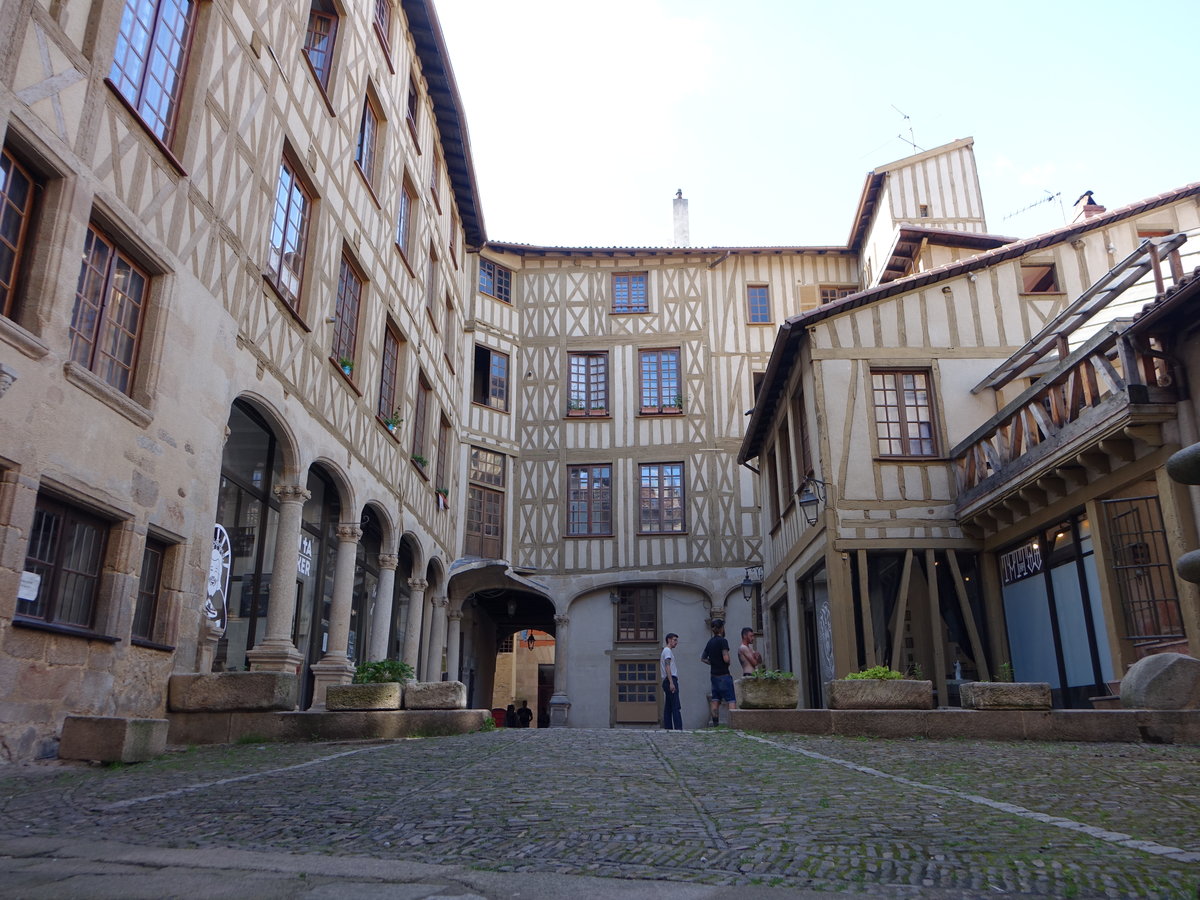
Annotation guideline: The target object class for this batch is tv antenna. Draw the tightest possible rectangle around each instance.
[892,105,923,152]
[1002,190,1063,222]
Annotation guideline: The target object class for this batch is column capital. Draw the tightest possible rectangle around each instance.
[447,609,463,621]
[273,483,311,504]
[336,523,363,543]
[554,614,570,627]
[378,554,399,570]
[431,596,449,609]
[408,578,428,591]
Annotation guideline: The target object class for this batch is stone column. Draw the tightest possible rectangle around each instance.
[549,613,571,726]
[247,483,310,675]
[309,523,361,707]
[401,578,428,672]
[425,596,448,681]
[445,609,463,682]
[368,553,399,662]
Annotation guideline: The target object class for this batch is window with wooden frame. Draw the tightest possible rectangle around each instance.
[746,284,771,323]
[615,585,657,642]
[1019,262,1060,294]
[567,464,612,536]
[791,389,812,480]
[395,177,416,260]
[638,463,684,534]
[775,420,794,500]
[764,448,781,522]
[435,415,451,493]
[70,223,150,395]
[0,145,40,321]
[109,0,198,144]
[425,244,438,318]
[567,351,608,416]
[465,446,505,558]
[430,154,442,211]
[303,0,338,90]
[354,93,382,187]
[638,348,682,414]
[871,368,939,457]
[405,70,419,139]
[442,292,456,372]
[819,284,856,304]
[18,494,111,632]
[373,0,392,56]
[377,321,403,425]
[132,536,168,643]
[478,258,511,302]
[612,271,648,313]
[471,345,509,411]
[266,154,312,309]
[614,659,659,723]
[448,214,459,267]
[331,253,362,375]
[411,372,430,466]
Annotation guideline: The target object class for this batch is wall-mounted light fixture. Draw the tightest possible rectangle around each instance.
[740,565,764,603]
[527,632,537,650]
[798,476,831,528]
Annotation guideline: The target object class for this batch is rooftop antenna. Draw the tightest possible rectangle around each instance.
[892,105,923,153]
[1002,189,1063,222]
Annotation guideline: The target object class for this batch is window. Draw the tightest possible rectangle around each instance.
[303,1,337,90]
[373,0,392,55]
[1020,262,1060,293]
[425,244,438,317]
[567,464,612,536]
[355,96,380,186]
[395,178,415,258]
[871,369,939,457]
[472,345,509,411]
[792,390,812,479]
[442,293,456,371]
[435,415,451,492]
[378,322,402,423]
[918,204,930,218]
[612,271,648,313]
[412,373,430,464]
[775,420,794,500]
[109,0,197,143]
[567,352,608,416]
[478,258,511,303]
[614,659,659,723]
[70,224,150,395]
[465,446,505,558]
[747,285,771,323]
[639,463,684,533]
[430,155,442,210]
[405,71,419,136]
[819,285,856,304]
[266,155,311,309]
[132,537,167,642]
[639,348,681,414]
[616,586,657,641]
[331,254,362,373]
[0,146,38,320]
[18,494,110,631]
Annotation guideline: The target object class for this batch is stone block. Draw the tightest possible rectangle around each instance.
[734,676,800,709]
[326,682,402,711]
[827,679,933,709]
[168,672,298,712]
[1121,653,1200,709]
[404,680,466,710]
[59,716,167,762]
[960,681,1051,710]
[731,709,832,734]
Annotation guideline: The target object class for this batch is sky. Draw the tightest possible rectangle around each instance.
[432,1,1199,250]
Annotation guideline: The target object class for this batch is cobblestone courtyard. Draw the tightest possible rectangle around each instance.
[1,728,1197,897]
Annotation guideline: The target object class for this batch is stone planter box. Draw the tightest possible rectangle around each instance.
[827,679,933,710]
[960,681,1051,710]
[326,682,403,711]
[404,680,467,710]
[59,716,168,763]
[735,676,800,709]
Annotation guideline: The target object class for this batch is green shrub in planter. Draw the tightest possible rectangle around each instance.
[353,659,414,684]
[843,665,905,680]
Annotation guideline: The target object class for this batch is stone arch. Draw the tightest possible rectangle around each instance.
[230,391,301,478]
[362,500,399,553]
[308,456,356,518]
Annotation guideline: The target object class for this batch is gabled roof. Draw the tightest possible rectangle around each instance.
[483,241,853,260]
[402,0,486,248]
[739,181,1200,463]
[878,225,1016,284]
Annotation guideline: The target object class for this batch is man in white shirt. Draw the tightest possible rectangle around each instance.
[660,632,682,730]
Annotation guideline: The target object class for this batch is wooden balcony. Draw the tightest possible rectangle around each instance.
[951,322,1176,526]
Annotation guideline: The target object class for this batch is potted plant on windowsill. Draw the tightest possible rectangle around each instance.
[382,409,403,435]
[734,667,799,709]
[411,453,429,469]
[337,357,354,377]
[326,658,415,711]
[827,665,933,709]
[436,486,449,509]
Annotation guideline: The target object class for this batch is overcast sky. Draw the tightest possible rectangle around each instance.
[433,1,1199,249]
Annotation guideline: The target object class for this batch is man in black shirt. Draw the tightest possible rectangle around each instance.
[700,618,736,726]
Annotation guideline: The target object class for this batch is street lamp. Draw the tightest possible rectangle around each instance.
[526,632,537,651]
[798,477,829,528]
[740,565,763,602]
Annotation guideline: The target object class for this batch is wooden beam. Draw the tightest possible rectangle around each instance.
[927,550,948,703]
[1098,438,1135,463]
[857,550,877,669]
[1124,424,1163,446]
[888,550,914,672]
[946,549,990,680]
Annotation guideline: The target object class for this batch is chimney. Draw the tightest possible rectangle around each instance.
[1071,190,1106,223]
[673,189,689,247]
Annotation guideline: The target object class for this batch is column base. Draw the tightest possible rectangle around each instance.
[309,656,356,709]
[549,692,571,727]
[246,640,304,674]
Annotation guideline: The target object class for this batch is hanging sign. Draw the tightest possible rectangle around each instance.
[1000,540,1043,586]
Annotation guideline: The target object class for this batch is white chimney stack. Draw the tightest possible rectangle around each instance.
[673,189,689,247]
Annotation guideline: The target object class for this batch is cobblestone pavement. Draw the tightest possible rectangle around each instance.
[0,729,1197,898]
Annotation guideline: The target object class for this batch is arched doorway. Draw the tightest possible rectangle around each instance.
[295,465,341,708]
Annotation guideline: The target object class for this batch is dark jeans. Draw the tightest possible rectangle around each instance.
[662,676,682,730]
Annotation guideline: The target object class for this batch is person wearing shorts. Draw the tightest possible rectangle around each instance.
[700,618,736,726]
